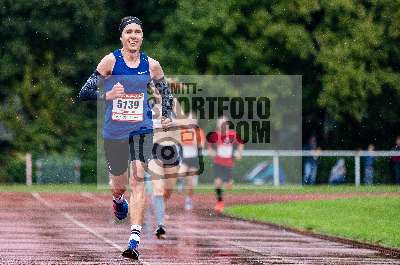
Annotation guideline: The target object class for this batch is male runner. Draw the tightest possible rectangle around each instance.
[79,16,173,259]
[207,116,244,213]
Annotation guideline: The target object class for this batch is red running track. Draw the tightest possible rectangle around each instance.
[0,192,399,265]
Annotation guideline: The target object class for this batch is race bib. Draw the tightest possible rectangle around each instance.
[217,145,233,158]
[112,93,144,122]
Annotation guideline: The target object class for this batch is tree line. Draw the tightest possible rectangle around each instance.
[0,0,399,182]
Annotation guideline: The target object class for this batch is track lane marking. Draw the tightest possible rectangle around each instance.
[80,192,109,206]
[31,192,52,207]
[227,239,304,265]
[31,192,151,265]
[63,212,124,252]
[31,192,123,251]
[181,216,305,264]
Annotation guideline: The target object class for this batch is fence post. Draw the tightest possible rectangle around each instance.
[355,153,361,187]
[273,153,280,186]
[26,153,32,186]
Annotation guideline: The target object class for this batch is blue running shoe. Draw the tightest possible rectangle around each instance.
[122,240,139,260]
[113,198,129,220]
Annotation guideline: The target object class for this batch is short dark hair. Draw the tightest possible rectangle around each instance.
[119,16,142,34]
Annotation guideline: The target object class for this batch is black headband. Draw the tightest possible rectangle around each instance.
[119,16,142,34]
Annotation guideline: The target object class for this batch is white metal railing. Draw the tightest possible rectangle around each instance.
[27,150,400,186]
[205,150,400,187]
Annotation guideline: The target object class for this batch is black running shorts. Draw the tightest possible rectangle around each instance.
[104,133,153,176]
[214,163,233,182]
[182,157,198,169]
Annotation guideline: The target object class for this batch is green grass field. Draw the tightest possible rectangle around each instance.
[0,183,399,193]
[194,184,400,194]
[225,196,400,248]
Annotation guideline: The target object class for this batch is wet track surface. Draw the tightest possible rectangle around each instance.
[0,192,399,264]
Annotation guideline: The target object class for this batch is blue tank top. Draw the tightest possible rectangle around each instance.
[103,49,153,140]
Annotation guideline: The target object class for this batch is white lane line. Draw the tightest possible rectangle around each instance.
[227,239,306,265]
[31,192,52,208]
[31,193,123,251]
[63,212,151,265]
[80,192,95,199]
[186,217,306,265]
[63,212,124,252]
[80,192,109,206]
[31,192,151,265]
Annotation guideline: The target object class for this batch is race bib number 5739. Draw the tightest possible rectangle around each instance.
[112,93,144,122]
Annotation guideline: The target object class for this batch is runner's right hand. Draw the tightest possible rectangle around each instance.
[106,82,125,100]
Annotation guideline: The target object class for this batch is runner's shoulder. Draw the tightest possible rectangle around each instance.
[148,56,161,72]
[97,53,116,76]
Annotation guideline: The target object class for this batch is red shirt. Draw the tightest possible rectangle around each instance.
[207,130,242,167]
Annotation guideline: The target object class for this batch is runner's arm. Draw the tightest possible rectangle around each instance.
[79,54,115,101]
[149,58,174,118]
[79,70,105,101]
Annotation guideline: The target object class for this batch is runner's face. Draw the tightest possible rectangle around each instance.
[120,23,143,52]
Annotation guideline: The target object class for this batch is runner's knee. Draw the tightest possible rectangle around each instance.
[164,189,173,200]
[214,178,222,187]
[111,188,126,197]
